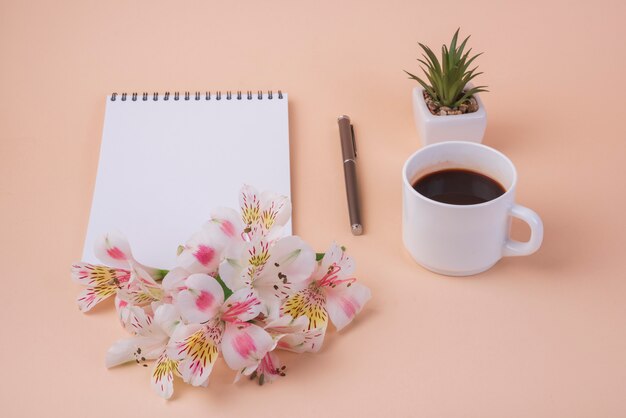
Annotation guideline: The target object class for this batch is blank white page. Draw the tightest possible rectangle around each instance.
[83,92,291,268]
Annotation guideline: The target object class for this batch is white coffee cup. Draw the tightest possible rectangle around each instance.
[402,141,543,276]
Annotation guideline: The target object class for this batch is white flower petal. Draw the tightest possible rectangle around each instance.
[326,282,371,331]
[175,274,224,324]
[281,287,328,330]
[265,314,309,335]
[256,235,316,298]
[239,184,261,228]
[105,338,138,368]
[218,241,254,292]
[71,263,130,286]
[208,207,245,240]
[259,191,291,231]
[256,350,283,383]
[312,243,356,283]
[221,323,273,371]
[221,288,263,323]
[277,326,326,353]
[161,267,190,296]
[76,286,115,313]
[94,231,134,268]
[105,335,164,368]
[177,227,223,274]
[151,351,178,399]
[167,323,221,387]
[154,304,182,337]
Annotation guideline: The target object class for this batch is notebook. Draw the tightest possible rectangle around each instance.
[83,90,291,269]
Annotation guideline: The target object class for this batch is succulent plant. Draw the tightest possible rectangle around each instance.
[405,29,488,110]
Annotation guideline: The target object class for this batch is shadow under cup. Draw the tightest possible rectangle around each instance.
[402,141,542,276]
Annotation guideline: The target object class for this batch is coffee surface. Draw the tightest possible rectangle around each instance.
[412,168,505,205]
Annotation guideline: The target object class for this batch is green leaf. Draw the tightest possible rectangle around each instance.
[214,274,233,299]
[419,43,442,75]
[153,269,169,282]
[407,30,487,109]
[316,252,325,261]
[449,28,459,57]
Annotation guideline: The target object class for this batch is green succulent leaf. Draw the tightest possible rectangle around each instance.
[404,29,487,109]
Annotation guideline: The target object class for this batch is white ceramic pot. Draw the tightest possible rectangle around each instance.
[412,85,487,145]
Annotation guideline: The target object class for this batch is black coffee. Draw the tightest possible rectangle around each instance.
[412,168,505,205]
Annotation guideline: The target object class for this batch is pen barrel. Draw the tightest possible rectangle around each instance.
[343,160,362,230]
[338,117,355,158]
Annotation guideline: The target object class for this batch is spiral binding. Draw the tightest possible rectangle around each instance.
[110,90,283,102]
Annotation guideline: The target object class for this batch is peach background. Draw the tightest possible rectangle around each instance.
[2,0,626,416]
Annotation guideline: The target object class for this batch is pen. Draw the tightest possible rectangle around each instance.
[337,115,363,236]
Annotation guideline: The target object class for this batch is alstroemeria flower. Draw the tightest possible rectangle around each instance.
[236,350,285,385]
[96,232,163,296]
[168,275,274,387]
[262,313,325,354]
[105,303,182,399]
[72,233,163,312]
[176,206,246,275]
[276,326,327,353]
[176,224,229,275]
[239,184,291,241]
[70,186,373,399]
[219,235,316,315]
[71,263,131,312]
[281,243,371,339]
[105,303,180,364]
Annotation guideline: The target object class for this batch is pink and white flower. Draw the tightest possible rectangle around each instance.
[239,184,291,241]
[71,263,131,312]
[280,243,371,346]
[168,275,274,387]
[219,235,316,315]
[72,233,163,312]
[71,185,372,399]
[105,303,182,399]
[236,350,285,385]
[175,207,245,275]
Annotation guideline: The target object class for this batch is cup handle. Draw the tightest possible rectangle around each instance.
[502,204,544,257]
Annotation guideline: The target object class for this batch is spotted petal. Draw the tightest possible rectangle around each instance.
[277,326,326,353]
[236,350,283,384]
[239,184,261,232]
[151,351,179,399]
[256,190,291,239]
[116,263,163,306]
[105,308,167,369]
[167,323,222,387]
[76,285,116,313]
[312,242,356,283]
[239,185,291,240]
[71,263,130,287]
[281,287,329,330]
[218,240,265,292]
[72,263,130,312]
[175,274,224,324]
[115,296,146,332]
[221,288,263,323]
[254,236,316,312]
[221,322,274,371]
[264,314,309,336]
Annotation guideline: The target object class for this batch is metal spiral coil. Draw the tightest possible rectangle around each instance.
[111,90,283,101]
